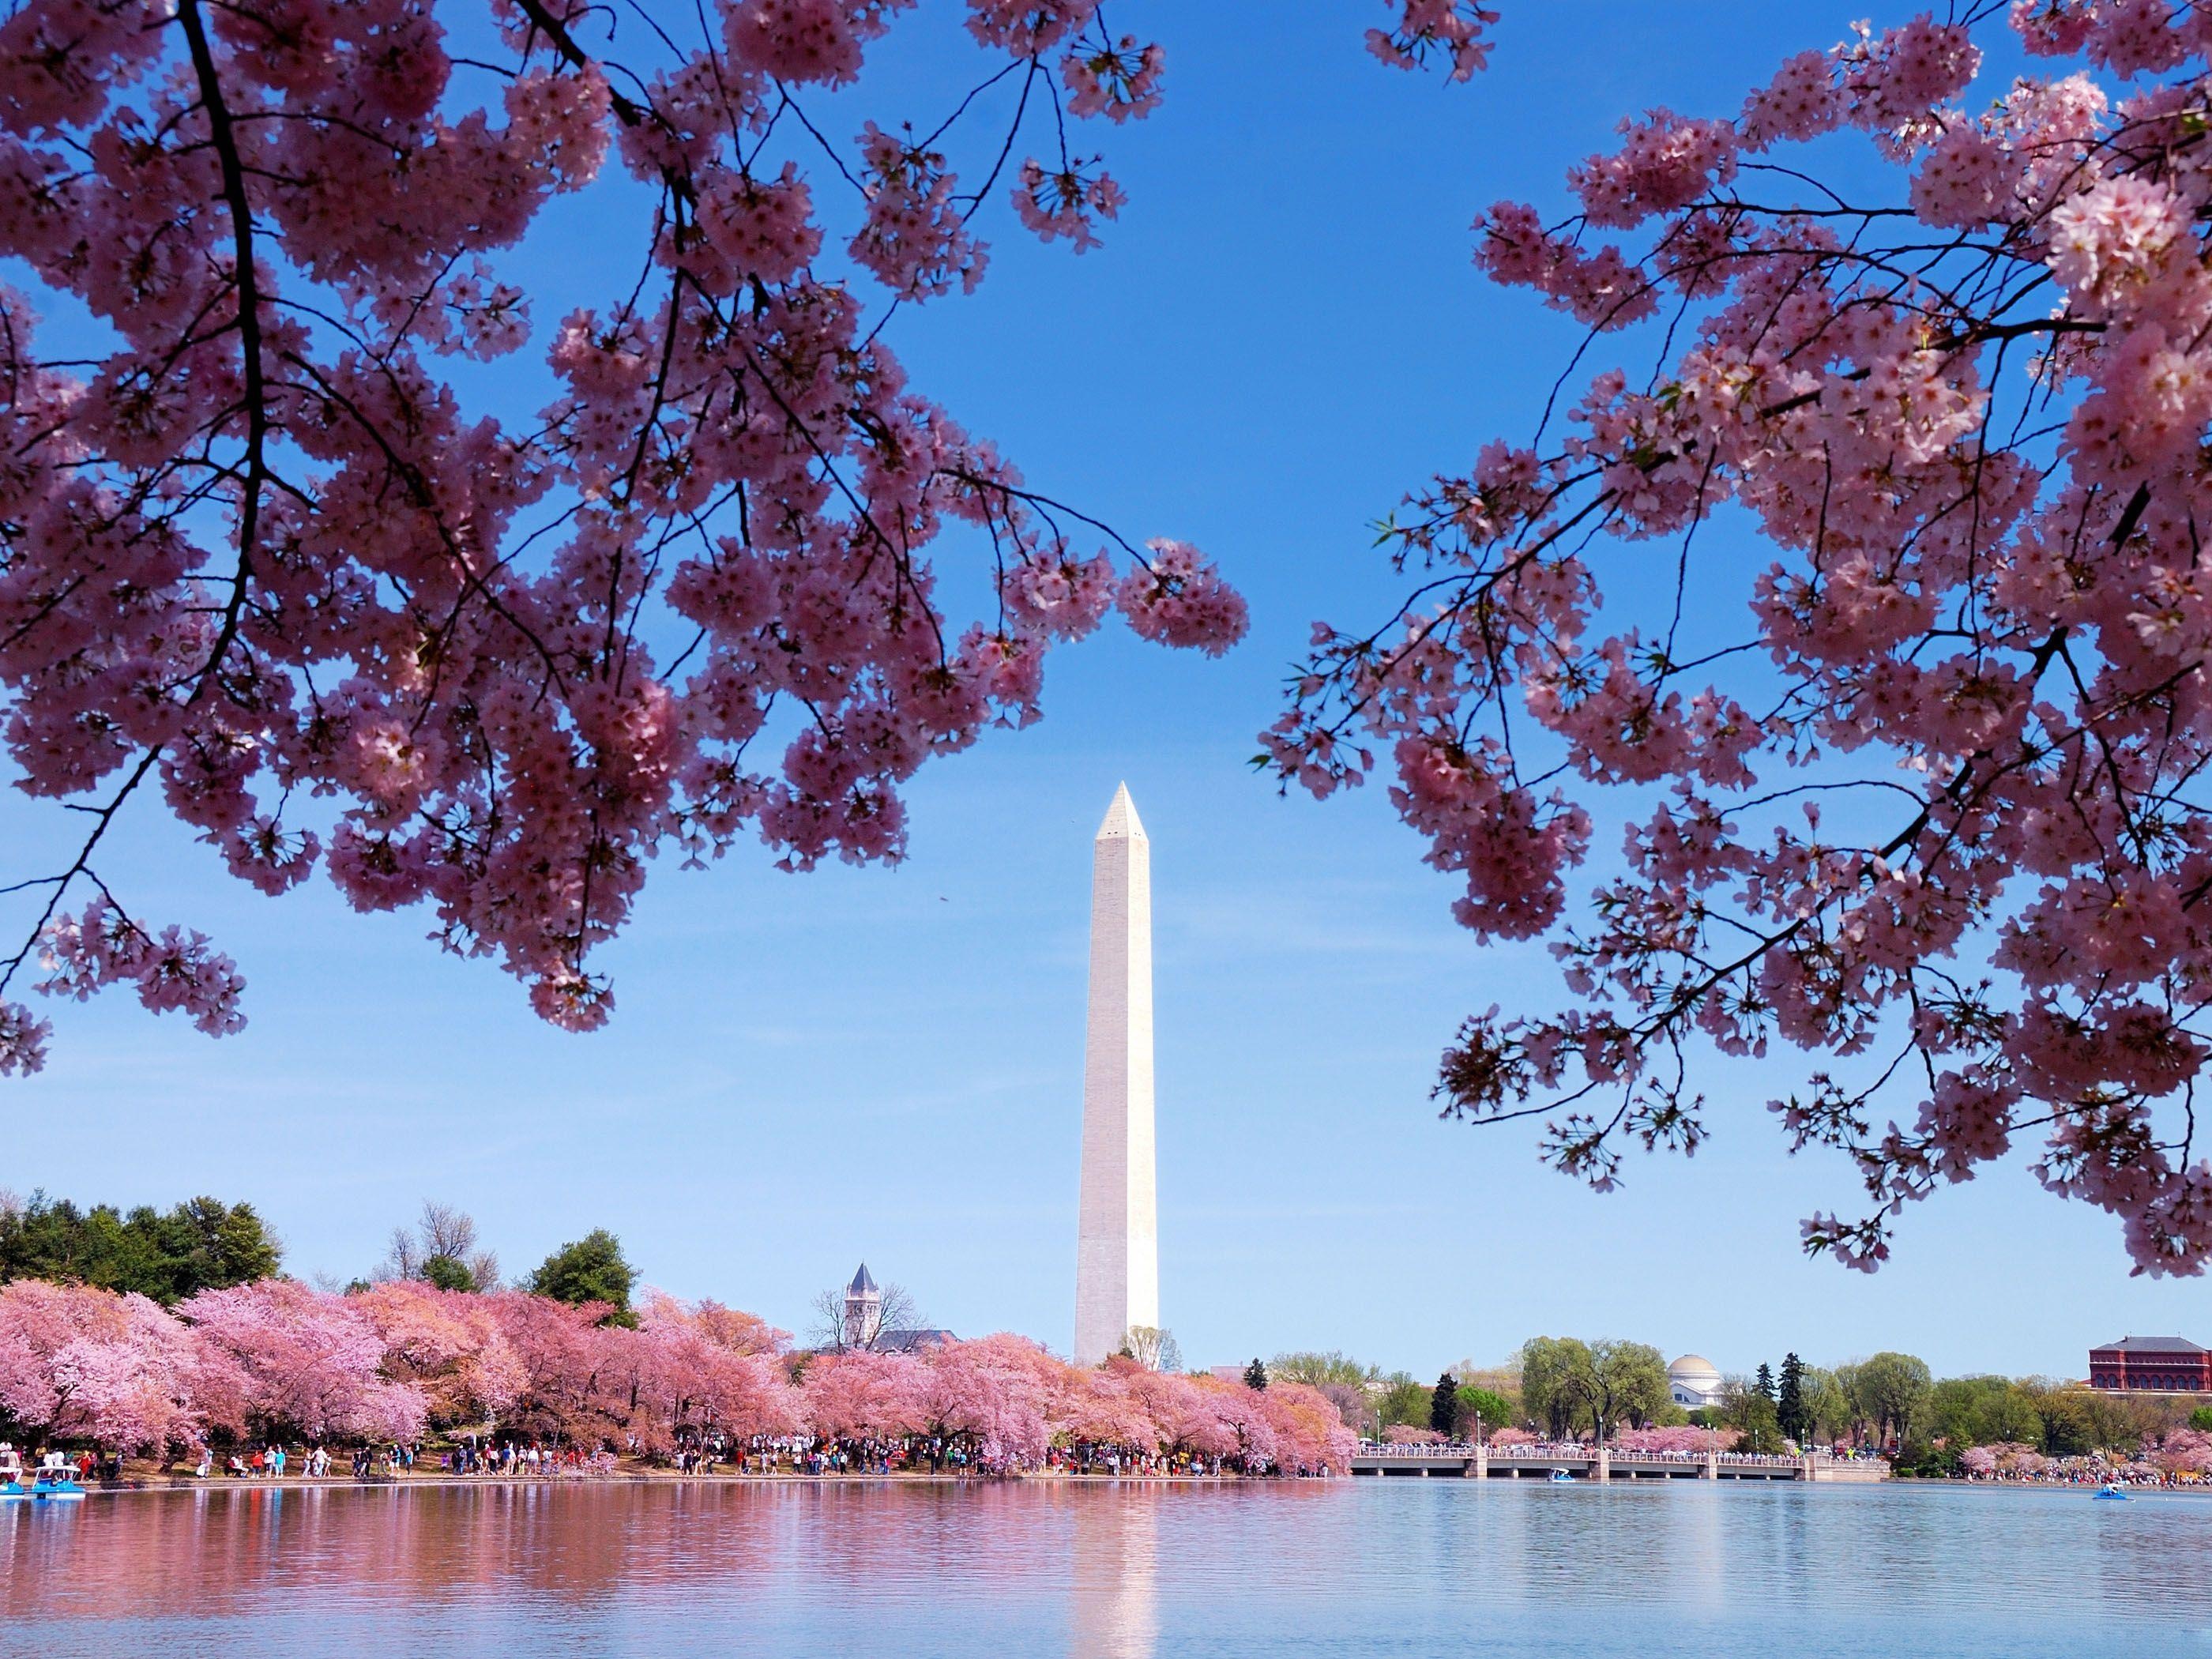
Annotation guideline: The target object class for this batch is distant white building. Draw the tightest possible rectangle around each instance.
[1668,1354,1725,1410]
[833,1262,952,1354]
[841,1263,883,1349]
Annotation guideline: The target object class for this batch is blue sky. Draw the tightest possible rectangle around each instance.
[4,1,2201,1382]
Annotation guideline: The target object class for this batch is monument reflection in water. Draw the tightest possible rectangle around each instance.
[1069,1488,1157,1659]
[7,1480,2212,1657]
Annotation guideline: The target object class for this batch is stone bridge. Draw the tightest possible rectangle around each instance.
[1349,1445,1890,1482]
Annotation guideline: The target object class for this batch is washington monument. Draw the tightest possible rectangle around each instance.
[1074,783,1160,1369]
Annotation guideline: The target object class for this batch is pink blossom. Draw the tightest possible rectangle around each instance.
[1364,0,1499,83]
[848,124,987,300]
[1300,2,2212,1275]
[965,0,1096,58]
[0,1000,49,1075]
[1011,156,1123,252]
[1061,35,1164,123]
[0,0,1237,1065]
[1115,540,1249,655]
[184,1279,426,1442]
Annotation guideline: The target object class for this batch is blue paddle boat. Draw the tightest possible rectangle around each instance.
[1548,1469,1575,1484]
[1,1469,86,1502]
[2094,1484,2131,1501]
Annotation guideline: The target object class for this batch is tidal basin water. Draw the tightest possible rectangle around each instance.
[5,1479,2210,1657]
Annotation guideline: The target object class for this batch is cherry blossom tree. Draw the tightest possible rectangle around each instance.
[914,1332,1056,1465]
[625,1289,797,1446]
[0,1279,203,1452]
[352,1277,525,1425]
[0,0,1244,1070]
[1276,2,2212,1274]
[2146,1424,2212,1474]
[482,1287,614,1442]
[799,1345,927,1442]
[183,1277,426,1440]
[0,1270,1365,1473]
[1053,1353,1161,1453]
[1251,1379,1357,1472]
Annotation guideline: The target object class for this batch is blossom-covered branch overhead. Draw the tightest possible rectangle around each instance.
[1276,0,2212,1276]
[0,0,1246,1065]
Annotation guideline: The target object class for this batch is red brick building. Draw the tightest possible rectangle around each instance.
[2087,1336,2212,1393]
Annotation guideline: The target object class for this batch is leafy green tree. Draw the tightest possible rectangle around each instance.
[2192,1405,2212,1434]
[1722,1382,1785,1453]
[1376,1371,1428,1428]
[1514,1336,1667,1440]
[1243,1357,1269,1392]
[1799,1366,1852,1445]
[0,1191,279,1303]
[1455,1386,1514,1437]
[1776,1353,1808,1446]
[1892,1439,1961,1478]
[1519,1337,1595,1439]
[2033,1386,2097,1457]
[1270,1351,1380,1389]
[1845,1352,1934,1449]
[1932,1375,2043,1448]
[1588,1341,1672,1439]
[527,1228,637,1325]
[1430,1372,1459,1434]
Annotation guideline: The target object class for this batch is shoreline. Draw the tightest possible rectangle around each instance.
[65,1470,1258,1495]
[43,1470,2212,1499]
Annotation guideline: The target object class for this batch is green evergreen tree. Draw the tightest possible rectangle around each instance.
[1755,1361,1776,1402]
[0,1191,279,1303]
[527,1228,637,1326]
[1243,1357,1269,1391]
[1776,1353,1809,1445]
[1430,1371,1460,1435]
[420,1255,475,1292]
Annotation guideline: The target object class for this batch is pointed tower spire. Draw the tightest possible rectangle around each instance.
[1076,784,1159,1367]
[1097,781,1146,841]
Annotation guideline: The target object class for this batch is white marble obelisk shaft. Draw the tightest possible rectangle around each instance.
[1074,783,1158,1369]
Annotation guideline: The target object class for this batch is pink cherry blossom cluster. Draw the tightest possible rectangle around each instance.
[1280,5,2212,1276]
[1061,32,1164,123]
[1364,0,1499,83]
[2146,1426,2212,1474]
[1961,1440,2048,1475]
[0,1275,1355,1473]
[849,122,988,300]
[0,0,1240,1059]
[1010,155,1126,252]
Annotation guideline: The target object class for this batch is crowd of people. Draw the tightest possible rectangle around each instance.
[1956,1439,2212,1488]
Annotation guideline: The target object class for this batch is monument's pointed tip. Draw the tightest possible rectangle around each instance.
[1097,781,1146,841]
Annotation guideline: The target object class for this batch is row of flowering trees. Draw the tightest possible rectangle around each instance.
[1962,1428,2212,1483]
[0,1277,1355,1474]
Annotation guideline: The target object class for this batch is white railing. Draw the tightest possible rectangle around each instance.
[1354,1441,1838,1468]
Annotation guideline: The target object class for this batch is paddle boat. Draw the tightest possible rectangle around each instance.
[1548,1469,1575,1484]
[2094,1483,2131,1501]
[2,1469,86,1502]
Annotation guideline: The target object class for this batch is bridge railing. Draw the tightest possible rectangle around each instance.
[1353,1442,1819,1468]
